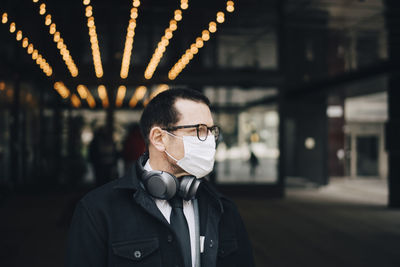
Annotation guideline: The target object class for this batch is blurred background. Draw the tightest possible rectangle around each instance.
[1,0,400,266]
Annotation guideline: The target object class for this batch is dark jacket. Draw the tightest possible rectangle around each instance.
[66,165,255,267]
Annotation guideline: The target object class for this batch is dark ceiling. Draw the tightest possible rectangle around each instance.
[0,0,386,108]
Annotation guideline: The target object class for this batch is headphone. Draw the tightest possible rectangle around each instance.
[136,153,202,201]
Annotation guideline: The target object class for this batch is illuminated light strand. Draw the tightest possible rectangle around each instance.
[115,85,126,108]
[226,1,234,13]
[54,82,71,99]
[129,85,147,108]
[144,8,185,80]
[2,13,8,24]
[168,6,232,80]
[1,12,53,77]
[84,4,103,78]
[180,0,189,10]
[120,1,141,79]
[34,1,79,77]
[0,81,6,91]
[39,3,46,15]
[143,84,169,106]
[71,93,82,108]
[97,85,109,108]
[77,84,96,108]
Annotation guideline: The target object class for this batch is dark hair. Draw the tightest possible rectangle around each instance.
[140,88,211,146]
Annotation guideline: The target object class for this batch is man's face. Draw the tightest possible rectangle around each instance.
[164,98,214,176]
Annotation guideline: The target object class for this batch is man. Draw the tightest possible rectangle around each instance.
[66,88,255,267]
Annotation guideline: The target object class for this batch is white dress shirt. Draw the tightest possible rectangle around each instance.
[144,161,196,267]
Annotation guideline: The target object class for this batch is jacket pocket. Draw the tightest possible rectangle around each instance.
[112,237,161,266]
[218,238,238,258]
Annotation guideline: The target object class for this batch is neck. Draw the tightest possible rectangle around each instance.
[148,147,187,178]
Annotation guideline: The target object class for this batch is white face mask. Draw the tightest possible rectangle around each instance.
[164,132,216,178]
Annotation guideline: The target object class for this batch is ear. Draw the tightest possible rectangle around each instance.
[149,127,166,152]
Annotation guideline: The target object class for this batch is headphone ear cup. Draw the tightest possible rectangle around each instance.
[143,171,179,200]
[179,176,202,200]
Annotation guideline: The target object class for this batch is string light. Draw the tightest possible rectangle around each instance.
[174,10,182,21]
[209,21,217,33]
[71,94,82,108]
[129,85,147,108]
[120,2,140,79]
[16,30,22,41]
[2,13,53,77]
[54,82,71,99]
[144,7,186,80]
[22,37,29,48]
[226,1,235,12]
[133,0,140,7]
[97,85,109,108]
[77,84,88,99]
[53,31,60,42]
[216,12,225,23]
[168,5,234,80]
[9,22,16,33]
[33,1,78,77]
[84,4,103,78]
[49,23,56,34]
[77,85,95,108]
[85,6,92,17]
[116,85,126,107]
[180,0,189,10]
[39,3,46,15]
[2,13,8,24]
[0,81,5,91]
[45,14,52,25]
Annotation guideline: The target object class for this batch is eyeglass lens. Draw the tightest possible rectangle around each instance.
[198,125,219,141]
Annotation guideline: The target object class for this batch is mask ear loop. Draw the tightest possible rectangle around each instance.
[163,130,182,162]
[164,130,183,140]
[165,150,179,162]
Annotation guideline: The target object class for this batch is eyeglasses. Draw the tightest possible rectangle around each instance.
[162,124,220,141]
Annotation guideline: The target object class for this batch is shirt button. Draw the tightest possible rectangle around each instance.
[133,250,141,259]
[209,239,214,248]
[167,234,173,243]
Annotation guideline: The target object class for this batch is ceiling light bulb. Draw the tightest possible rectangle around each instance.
[9,22,16,33]
[227,1,235,12]
[27,44,34,54]
[85,6,93,17]
[22,37,29,47]
[165,29,173,39]
[196,37,204,48]
[83,0,91,5]
[174,10,182,21]
[202,30,210,40]
[39,4,46,15]
[16,30,22,41]
[209,22,217,33]
[190,44,198,54]
[133,0,140,7]
[45,14,52,25]
[49,23,56,34]
[181,2,188,9]
[169,21,177,31]
[2,13,7,24]
[32,50,38,60]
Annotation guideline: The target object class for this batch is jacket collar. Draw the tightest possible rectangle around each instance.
[113,158,225,214]
[113,164,141,191]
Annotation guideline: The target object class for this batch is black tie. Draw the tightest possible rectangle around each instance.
[169,196,192,267]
